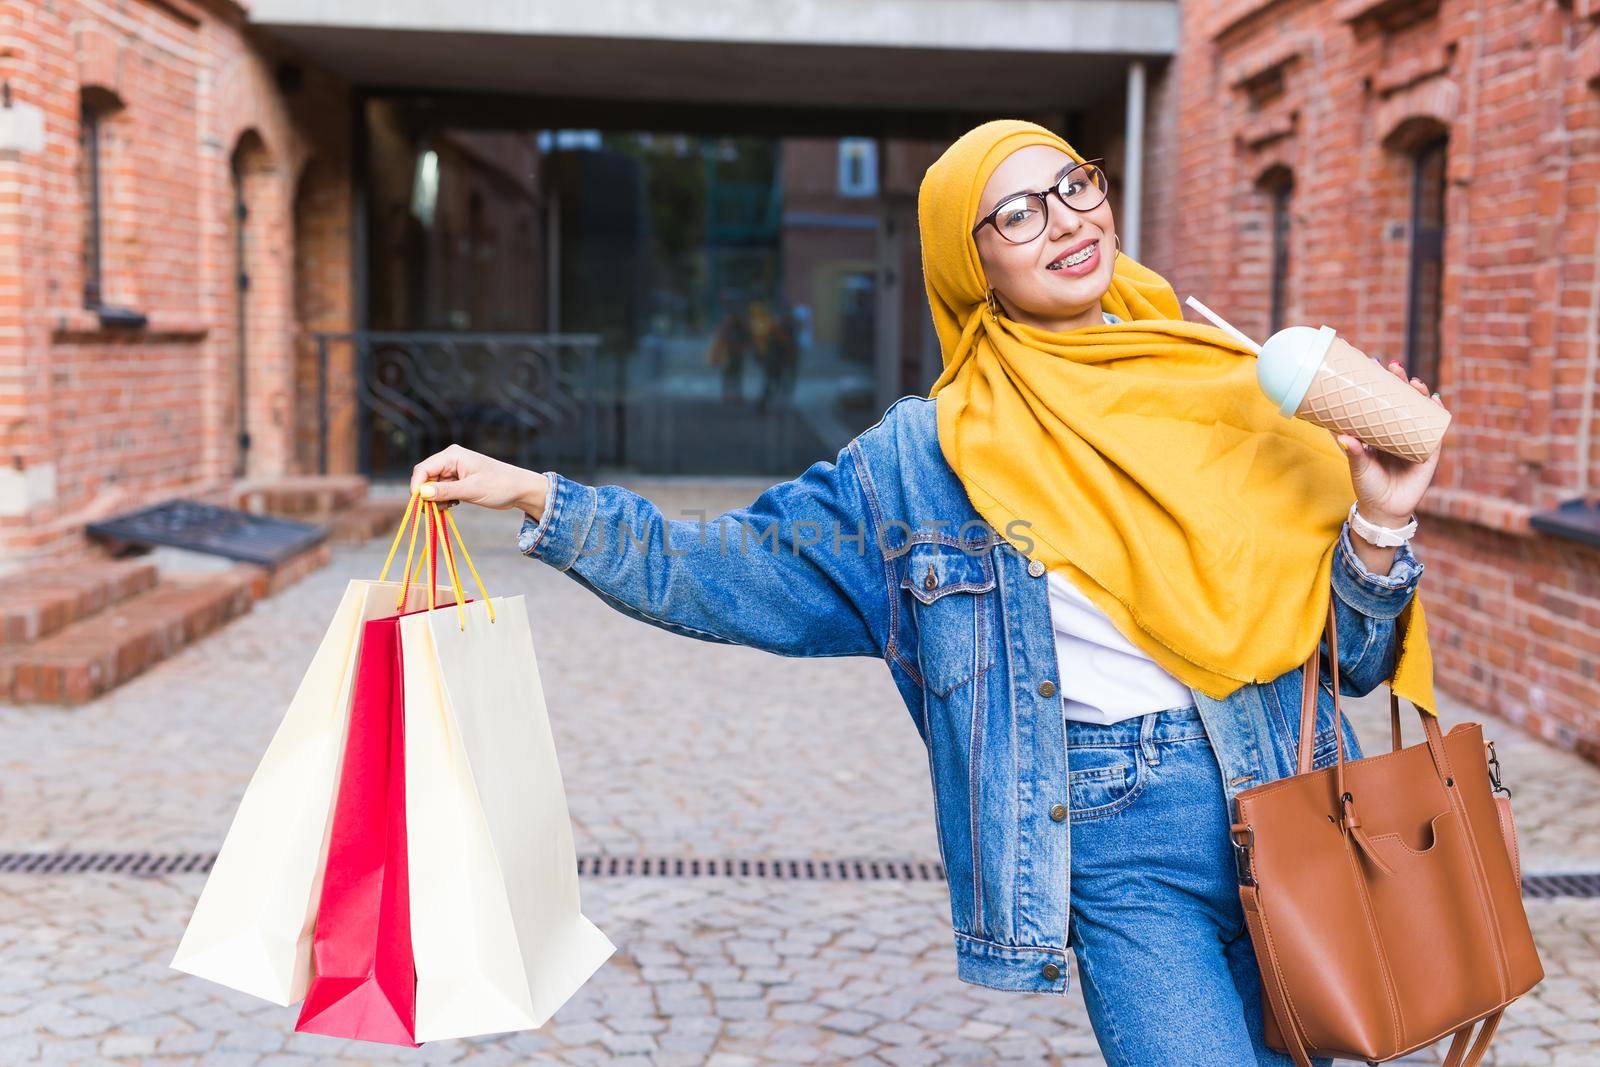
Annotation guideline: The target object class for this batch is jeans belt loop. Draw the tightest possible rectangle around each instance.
[1139,711,1160,766]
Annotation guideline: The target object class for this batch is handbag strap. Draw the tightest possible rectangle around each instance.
[1296,597,1457,786]
[1442,1010,1505,1067]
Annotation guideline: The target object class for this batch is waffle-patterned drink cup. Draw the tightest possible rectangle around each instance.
[1256,325,1451,462]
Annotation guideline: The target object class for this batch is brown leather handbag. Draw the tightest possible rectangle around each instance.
[1230,596,1544,1066]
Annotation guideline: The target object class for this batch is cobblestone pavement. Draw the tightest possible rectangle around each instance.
[3,480,1596,1065]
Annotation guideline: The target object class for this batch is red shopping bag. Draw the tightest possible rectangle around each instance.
[293,612,419,1047]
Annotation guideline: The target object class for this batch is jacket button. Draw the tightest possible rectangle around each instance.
[1038,679,1057,697]
[1027,558,1046,578]
[923,564,937,591]
[1042,962,1061,981]
[1050,803,1067,822]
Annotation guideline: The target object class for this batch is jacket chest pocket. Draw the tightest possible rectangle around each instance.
[899,541,999,697]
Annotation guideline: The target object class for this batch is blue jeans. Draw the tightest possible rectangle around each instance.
[1065,703,1338,1067]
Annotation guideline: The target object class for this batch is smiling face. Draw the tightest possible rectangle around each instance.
[972,145,1117,332]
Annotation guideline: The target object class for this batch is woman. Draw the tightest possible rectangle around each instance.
[411,120,1445,1066]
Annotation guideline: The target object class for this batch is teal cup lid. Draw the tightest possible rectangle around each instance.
[1256,324,1337,417]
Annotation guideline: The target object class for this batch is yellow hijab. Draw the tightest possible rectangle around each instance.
[920,119,1435,714]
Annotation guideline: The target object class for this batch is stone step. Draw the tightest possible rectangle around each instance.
[227,474,368,519]
[0,572,255,704]
[326,496,412,545]
[0,560,159,648]
[231,542,333,601]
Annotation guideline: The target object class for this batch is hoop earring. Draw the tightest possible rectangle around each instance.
[1114,234,1122,255]
[985,288,1001,322]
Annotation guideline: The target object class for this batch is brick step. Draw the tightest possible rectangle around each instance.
[0,560,159,648]
[326,497,412,545]
[0,572,255,705]
[228,474,368,519]
[233,541,333,601]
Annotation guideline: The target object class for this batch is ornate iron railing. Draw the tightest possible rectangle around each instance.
[314,331,604,482]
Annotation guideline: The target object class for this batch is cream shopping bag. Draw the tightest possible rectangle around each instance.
[403,502,616,1041]
[172,498,452,1005]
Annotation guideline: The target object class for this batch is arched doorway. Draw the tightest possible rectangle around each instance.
[230,131,274,479]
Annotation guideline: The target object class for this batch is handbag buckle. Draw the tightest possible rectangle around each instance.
[1231,825,1255,886]
[1486,741,1511,797]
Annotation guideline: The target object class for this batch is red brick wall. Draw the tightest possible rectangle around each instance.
[287,70,354,477]
[0,0,353,566]
[1146,0,1600,753]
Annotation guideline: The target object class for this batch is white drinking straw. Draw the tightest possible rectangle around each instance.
[1185,295,1261,354]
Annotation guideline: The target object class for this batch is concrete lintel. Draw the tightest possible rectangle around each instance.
[251,0,1178,56]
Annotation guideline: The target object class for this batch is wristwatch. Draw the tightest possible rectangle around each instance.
[1349,501,1418,548]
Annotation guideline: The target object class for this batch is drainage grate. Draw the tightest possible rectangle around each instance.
[3,852,1598,897]
[0,851,946,883]
[87,499,327,566]
[1521,872,1600,899]
[574,856,948,882]
[0,852,215,875]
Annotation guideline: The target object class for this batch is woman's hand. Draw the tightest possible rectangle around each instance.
[1334,362,1445,526]
[409,444,549,520]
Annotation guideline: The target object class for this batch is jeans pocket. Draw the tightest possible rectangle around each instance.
[899,541,998,696]
[1066,748,1142,821]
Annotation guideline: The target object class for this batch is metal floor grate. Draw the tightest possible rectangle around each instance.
[1521,872,1600,899]
[0,852,215,875]
[0,851,947,882]
[87,499,327,566]
[2,851,1599,897]
[574,855,947,882]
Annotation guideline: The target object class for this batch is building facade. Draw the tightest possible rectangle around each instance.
[1146,0,1600,754]
[0,0,355,563]
[2,0,1597,755]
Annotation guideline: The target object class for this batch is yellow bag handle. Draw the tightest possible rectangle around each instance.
[378,487,496,627]
[379,491,421,584]
[426,500,466,629]
[442,505,493,621]
[381,490,444,615]
[386,492,429,614]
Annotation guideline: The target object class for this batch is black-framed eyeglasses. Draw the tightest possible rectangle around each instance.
[971,159,1110,245]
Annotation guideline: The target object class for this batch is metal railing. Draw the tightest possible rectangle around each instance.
[314,331,604,482]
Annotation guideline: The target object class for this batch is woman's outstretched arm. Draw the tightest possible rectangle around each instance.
[413,443,892,660]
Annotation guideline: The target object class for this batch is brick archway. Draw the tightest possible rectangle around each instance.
[228,130,291,481]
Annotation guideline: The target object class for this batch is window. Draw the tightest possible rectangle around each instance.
[1267,173,1293,335]
[78,89,142,326]
[79,92,112,308]
[837,138,878,198]
[1405,134,1447,386]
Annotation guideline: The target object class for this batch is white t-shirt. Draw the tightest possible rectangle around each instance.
[1047,310,1196,724]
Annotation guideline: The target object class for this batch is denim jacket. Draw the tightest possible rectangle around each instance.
[518,394,1423,997]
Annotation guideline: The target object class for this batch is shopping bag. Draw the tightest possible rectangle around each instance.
[293,614,418,1046]
[172,496,451,1005]
[295,500,449,1044]
[403,501,616,1042]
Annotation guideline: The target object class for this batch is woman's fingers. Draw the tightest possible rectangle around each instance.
[1385,360,1446,405]
[411,444,471,495]
[423,475,476,504]
[408,444,540,511]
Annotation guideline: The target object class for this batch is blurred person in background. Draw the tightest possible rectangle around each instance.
[707,290,753,402]
[750,299,799,413]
